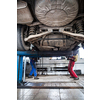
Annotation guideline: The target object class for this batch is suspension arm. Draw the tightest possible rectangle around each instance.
[24,31,84,42]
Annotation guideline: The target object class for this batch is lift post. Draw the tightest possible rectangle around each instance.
[17,55,23,83]
[23,57,27,82]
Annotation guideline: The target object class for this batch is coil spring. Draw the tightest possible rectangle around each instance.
[76,20,84,34]
[29,26,36,35]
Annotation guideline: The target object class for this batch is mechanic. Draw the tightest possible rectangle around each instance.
[68,54,79,80]
[28,57,39,79]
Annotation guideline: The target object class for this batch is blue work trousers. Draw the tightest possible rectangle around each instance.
[29,60,37,77]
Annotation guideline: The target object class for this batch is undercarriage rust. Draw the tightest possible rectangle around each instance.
[24,31,83,51]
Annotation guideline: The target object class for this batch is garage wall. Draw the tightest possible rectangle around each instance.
[73,57,84,74]
[73,51,84,74]
[23,51,84,75]
[36,55,84,75]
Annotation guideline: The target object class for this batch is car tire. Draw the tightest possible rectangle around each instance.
[17,24,30,51]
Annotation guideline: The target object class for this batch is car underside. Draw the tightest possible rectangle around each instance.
[17,0,84,52]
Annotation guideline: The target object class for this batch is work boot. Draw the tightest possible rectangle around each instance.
[70,76,75,78]
[74,77,79,80]
[34,77,39,79]
[28,75,33,78]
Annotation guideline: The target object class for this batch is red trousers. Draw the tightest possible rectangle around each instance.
[68,60,78,78]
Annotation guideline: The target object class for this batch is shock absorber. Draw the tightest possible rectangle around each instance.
[75,20,84,34]
[29,26,36,35]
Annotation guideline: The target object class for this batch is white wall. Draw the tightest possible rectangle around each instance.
[74,57,84,74]
[73,49,84,74]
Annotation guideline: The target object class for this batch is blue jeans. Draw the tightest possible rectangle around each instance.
[29,60,37,77]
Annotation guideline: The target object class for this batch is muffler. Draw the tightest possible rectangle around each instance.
[17,1,33,24]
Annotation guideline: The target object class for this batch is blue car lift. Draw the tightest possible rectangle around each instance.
[17,48,82,89]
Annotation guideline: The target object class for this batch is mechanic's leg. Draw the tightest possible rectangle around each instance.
[70,60,78,78]
[33,63,39,79]
[29,64,34,76]
[33,66,37,77]
[68,60,74,77]
[28,61,34,78]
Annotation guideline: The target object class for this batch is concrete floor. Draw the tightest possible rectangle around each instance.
[17,76,84,100]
